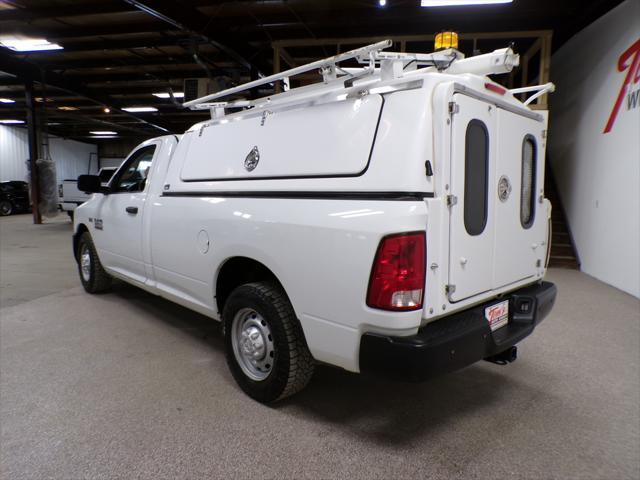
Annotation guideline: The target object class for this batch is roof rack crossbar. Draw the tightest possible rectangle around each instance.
[509,82,555,105]
[183,39,392,108]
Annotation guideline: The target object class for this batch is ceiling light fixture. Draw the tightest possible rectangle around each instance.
[103,107,111,113]
[122,107,158,112]
[0,98,15,103]
[421,0,512,6]
[152,92,184,99]
[90,131,117,135]
[0,119,25,124]
[58,106,79,111]
[379,0,387,6]
[0,36,63,52]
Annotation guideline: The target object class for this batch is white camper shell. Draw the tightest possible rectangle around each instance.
[73,41,557,403]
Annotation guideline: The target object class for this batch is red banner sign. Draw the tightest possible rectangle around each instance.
[604,38,640,134]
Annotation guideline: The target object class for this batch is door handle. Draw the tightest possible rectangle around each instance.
[125,206,138,214]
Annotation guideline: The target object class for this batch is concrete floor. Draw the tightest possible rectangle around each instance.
[0,214,78,308]
[1,214,639,479]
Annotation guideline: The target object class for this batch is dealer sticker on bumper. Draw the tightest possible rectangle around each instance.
[485,300,509,332]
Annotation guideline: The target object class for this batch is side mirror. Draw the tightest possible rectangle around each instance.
[77,175,107,194]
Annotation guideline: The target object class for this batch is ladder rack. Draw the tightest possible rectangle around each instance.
[183,40,392,109]
[509,82,555,106]
[184,40,521,119]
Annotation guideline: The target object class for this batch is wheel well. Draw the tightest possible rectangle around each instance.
[73,224,89,260]
[216,257,283,315]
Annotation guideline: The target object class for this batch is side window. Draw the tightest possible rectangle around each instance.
[112,145,156,193]
[521,136,537,228]
[464,120,489,236]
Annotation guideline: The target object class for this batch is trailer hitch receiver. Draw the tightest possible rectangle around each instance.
[485,346,518,365]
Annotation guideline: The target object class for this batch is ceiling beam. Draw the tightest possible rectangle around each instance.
[33,56,237,71]
[123,0,267,76]
[0,77,21,86]
[41,83,184,94]
[1,102,205,114]
[0,50,172,135]
[5,22,171,40]
[43,66,234,82]
[0,3,137,22]
[59,71,204,83]
[45,110,163,136]
[24,36,196,54]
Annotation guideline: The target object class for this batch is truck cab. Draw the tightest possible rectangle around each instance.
[72,40,557,403]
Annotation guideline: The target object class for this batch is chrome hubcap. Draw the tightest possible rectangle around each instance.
[80,245,91,282]
[231,308,275,381]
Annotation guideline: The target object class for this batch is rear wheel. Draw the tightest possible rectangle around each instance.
[223,282,314,403]
[0,200,13,216]
[77,232,112,293]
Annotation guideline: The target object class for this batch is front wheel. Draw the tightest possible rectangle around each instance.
[77,232,112,293]
[223,282,315,403]
[0,200,13,216]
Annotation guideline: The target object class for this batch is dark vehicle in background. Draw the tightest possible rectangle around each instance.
[0,181,31,216]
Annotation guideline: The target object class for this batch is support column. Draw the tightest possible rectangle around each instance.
[25,80,42,224]
[273,45,281,94]
[538,32,552,107]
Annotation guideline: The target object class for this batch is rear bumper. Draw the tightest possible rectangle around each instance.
[359,281,557,381]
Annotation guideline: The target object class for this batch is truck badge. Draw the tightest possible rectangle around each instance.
[498,175,512,202]
[244,146,260,172]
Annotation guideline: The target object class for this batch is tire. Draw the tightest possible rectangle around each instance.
[67,210,74,220]
[77,232,112,293]
[223,282,315,403]
[0,200,13,216]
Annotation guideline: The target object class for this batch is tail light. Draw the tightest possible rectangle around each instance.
[367,232,426,311]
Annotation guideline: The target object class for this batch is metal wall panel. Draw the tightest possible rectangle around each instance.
[0,125,98,183]
[49,136,98,181]
[0,124,30,182]
[99,157,126,169]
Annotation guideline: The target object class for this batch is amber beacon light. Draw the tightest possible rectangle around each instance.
[435,31,459,50]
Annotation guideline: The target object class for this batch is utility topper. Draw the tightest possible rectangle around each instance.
[73,40,557,403]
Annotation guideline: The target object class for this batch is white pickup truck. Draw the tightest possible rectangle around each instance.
[59,167,117,218]
[73,41,557,403]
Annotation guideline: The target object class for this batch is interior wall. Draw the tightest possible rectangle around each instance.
[97,139,143,169]
[0,125,98,183]
[0,124,29,181]
[99,157,126,169]
[549,0,640,298]
[99,139,142,158]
